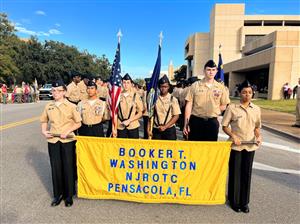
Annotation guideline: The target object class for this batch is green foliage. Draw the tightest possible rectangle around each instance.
[133,78,145,87]
[0,13,111,86]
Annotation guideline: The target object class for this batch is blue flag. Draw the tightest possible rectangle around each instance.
[147,45,161,118]
[215,53,224,82]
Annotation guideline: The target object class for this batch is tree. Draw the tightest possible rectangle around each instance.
[0,13,112,86]
[0,13,20,84]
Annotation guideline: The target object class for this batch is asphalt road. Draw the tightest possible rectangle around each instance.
[1,101,299,223]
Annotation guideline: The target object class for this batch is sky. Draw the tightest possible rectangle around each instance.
[1,0,300,79]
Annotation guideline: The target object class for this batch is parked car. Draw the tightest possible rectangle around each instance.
[39,83,53,100]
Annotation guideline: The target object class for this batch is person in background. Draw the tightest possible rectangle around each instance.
[2,84,8,104]
[292,78,300,128]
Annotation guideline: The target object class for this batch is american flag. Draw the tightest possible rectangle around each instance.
[108,42,122,131]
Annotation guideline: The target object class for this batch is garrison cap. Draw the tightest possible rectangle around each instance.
[158,75,170,85]
[204,60,217,69]
[87,80,97,88]
[52,80,66,88]
[122,73,133,82]
[238,80,252,92]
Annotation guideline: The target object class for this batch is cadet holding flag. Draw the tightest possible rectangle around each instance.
[77,81,110,137]
[222,80,262,213]
[183,60,230,141]
[117,73,143,138]
[151,75,181,140]
[40,80,82,207]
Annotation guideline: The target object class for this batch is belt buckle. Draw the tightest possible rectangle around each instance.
[88,124,92,127]
[203,117,209,121]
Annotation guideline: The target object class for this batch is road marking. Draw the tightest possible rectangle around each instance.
[253,162,300,175]
[218,133,299,154]
[0,116,40,131]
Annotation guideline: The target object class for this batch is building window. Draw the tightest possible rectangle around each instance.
[264,20,283,26]
[284,21,300,26]
[244,20,262,26]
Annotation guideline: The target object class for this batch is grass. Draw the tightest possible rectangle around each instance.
[230,98,297,114]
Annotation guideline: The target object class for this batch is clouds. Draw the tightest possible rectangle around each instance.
[13,10,62,37]
[48,29,62,35]
[35,10,46,16]
[15,24,63,37]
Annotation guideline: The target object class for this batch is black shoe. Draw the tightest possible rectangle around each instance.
[65,197,73,207]
[51,195,63,206]
[241,205,249,213]
[231,205,241,213]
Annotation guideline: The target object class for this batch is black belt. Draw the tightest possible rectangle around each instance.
[191,115,217,121]
[82,123,103,128]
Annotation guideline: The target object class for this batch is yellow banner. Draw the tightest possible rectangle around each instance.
[76,136,231,205]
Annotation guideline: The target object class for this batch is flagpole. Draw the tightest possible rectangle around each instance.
[148,31,163,140]
[112,29,122,138]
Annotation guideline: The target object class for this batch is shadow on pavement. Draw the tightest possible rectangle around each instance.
[26,148,52,196]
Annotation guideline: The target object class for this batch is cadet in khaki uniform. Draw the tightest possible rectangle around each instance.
[117,73,143,138]
[78,74,89,101]
[222,80,262,213]
[77,81,110,137]
[183,60,230,141]
[66,71,81,105]
[152,75,181,140]
[95,77,109,101]
[40,80,82,207]
[153,75,181,140]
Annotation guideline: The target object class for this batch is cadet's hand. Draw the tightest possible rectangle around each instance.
[159,125,167,132]
[60,131,70,139]
[183,125,190,136]
[42,131,53,139]
[112,129,117,138]
[256,135,262,146]
[122,119,131,127]
[232,135,241,146]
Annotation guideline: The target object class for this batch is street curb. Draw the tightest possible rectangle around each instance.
[262,124,300,143]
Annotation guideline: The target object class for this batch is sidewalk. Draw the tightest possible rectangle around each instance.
[261,108,300,142]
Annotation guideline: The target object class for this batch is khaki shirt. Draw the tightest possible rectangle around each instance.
[185,80,230,118]
[222,103,261,151]
[154,93,181,128]
[97,85,108,99]
[172,87,183,101]
[179,87,189,108]
[77,99,110,125]
[117,90,143,130]
[78,80,88,101]
[40,99,82,143]
[66,81,81,103]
